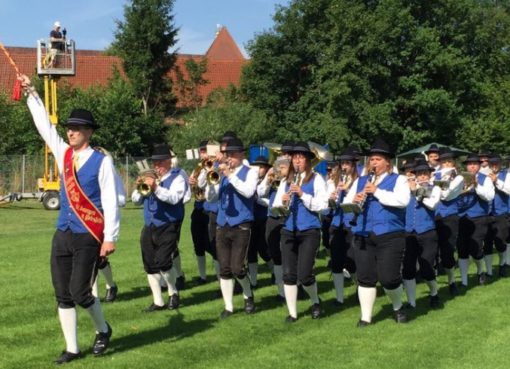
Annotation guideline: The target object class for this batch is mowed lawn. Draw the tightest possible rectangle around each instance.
[1,201,509,369]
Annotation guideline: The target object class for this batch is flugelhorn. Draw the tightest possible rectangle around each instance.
[135,160,159,196]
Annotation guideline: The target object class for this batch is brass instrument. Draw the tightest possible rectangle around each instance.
[329,170,353,210]
[349,169,376,226]
[460,171,476,194]
[413,182,434,202]
[433,168,457,190]
[190,159,214,201]
[263,142,283,164]
[136,169,159,197]
[308,141,333,167]
[206,169,221,185]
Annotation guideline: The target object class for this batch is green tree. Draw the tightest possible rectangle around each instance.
[110,0,178,116]
[175,58,209,110]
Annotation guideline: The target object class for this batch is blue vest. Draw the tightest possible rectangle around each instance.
[57,150,104,234]
[352,173,406,236]
[492,170,508,216]
[284,174,321,232]
[405,195,436,234]
[143,169,185,226]
[267,187,277,217]
[434,171,459,218]
[216,165,255,227]
[457,173,490,218]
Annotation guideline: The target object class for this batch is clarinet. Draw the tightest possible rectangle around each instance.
[349,169,376,227]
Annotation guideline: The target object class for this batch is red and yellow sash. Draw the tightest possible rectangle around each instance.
[63,147,104,243]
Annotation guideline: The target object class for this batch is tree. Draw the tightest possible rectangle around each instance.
[110,0,179,116]
[175,58,209,110]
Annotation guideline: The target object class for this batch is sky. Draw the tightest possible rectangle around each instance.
[0,0,290,57]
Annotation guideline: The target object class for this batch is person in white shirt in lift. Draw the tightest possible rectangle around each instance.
[19,74,118,364]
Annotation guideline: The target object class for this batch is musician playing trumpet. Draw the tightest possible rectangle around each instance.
[343,138,410,326]
[326,147,359,307]
[403,160,441,309]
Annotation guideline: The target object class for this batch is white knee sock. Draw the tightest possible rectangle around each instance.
[196,255,206,280]
[161,269,177,296]
[358,286,376,323]
[426,279,438,296]
[484,254,493,276]
[85,298,108,333]
[248,263,258,287]
[284,284,298,318]
[403,279,416,307]
[332,273,344,303]
[458,258,469,286]
[236,276,253,298]
[273,265,284,297]
[58,307,79,354]
[91,276,99,298]
[384,285,404,311]
[147,273,165,306]
[100,264,115,289]
[499,251,507,267]
[445,267,455,284]
[219,278,234,312]
[302,282,320,305]
[173,255,183,277]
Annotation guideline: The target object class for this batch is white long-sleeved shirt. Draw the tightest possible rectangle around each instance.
[344,172,410,209]
[27,95,120,242]
[205,165,258,202]
[493,170,510,195]
[272,172,328,213]
[131,167,189,205]
[435,168,464,201]
[474,174,495,202]
[419,185,441,211]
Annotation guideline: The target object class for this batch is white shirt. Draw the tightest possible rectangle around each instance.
[419,185,441,211]
[27,95,120,242]
[493,170,510,195]
[131,167,189,205]
[475,174,495,202]
[344,172,410,208]
[272,172,328,213]
[434,168,464,201]
[205,164,258,202]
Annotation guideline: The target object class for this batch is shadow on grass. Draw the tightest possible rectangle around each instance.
[105,313,216,355]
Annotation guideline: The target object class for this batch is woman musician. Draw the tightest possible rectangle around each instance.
[403,160,441,308]
[271,142,328,322]
[326,147,359,307]
[343,138,410,326]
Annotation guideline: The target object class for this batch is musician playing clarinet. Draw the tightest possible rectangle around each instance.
[344,138,410,327]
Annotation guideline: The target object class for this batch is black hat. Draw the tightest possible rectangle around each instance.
[221,131,237,143]
[399,161,416,173]
[338,146,360,162]
[425,144,440,155]
[438,147,455,160]
[366,138,394,158]
[222,137,245,152]
[478,150,491,158]
[412,159,434,173]
[199,140,208,150]
[281,141,294,154]
[463,153,481,164]
[252,155,270,167]
[151,143,173,160]
[488,154,502,164]
[346,144,363,156]
[63,109,99,129]
[289,141,314,158]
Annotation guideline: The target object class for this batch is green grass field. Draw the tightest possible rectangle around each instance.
[1,201,509,369]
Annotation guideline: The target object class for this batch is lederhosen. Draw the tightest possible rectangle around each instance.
[248,185,271,265]
[329,189,356,275]
[266,186,284,266]
[191,183,216,259]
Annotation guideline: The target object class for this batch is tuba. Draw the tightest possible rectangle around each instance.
[308,141,333,167]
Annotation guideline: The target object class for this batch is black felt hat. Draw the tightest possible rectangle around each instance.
[463,153,481,164]
[338,146,360,162]
[399,161,416,173]
[412,159,434,173]
[366,138,394,158]
[63,109,99,129]
[221,131,237,144]
[438,147,455,160]
[488,154,502,164]
[222,137,245,152]
[252,155,270,166]
[289,141,314,158]
[281,141,294,154]
[198,140,208,150]
[151,143,173,160]
[425,144,440,155]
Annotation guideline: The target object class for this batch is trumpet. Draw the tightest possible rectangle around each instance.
[349,169,376,226]
[206,169,221,185]
[190,159,215,200]
[136,169,159,197]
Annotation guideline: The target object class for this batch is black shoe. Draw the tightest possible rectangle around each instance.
[333,299,343,308]
[430,294,440,308]
[142,303,166,313]
[168,294,180,310]
[195,277,208,285]
[104,285,118,303]
[448,282,459,296]
[92,322,112,356]
[393,308,408,323]
[175,275,185,290]
[499,264,508,278]
[285,315,297,323]
[311,303,321,319]
[357,320,371,328]
[54,351,82,364]
[220,309,233,319]
[402,302,415,310]
[244,296,255,314]
[478,272,487,285]
[275,294,286,304]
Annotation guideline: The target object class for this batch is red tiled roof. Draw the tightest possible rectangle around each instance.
[0,27,247,106]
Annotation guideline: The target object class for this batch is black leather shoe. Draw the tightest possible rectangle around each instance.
[104,285,118,303]
[333,299,343,308]
[220,309,233,319]
[448,282,459,296]
[478,272,487,285]
[244,296,255,314]
[142,303,166,313]
[168,294,180,310]
[499,264,508,277]
[357,320,371,328]
[285,315,297,323]
[54,351,82,364]
[394,308,408,323]
[176,275,185,290]
[430,294,440,308]
[311,303,321,319]
[92,322,112,356]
